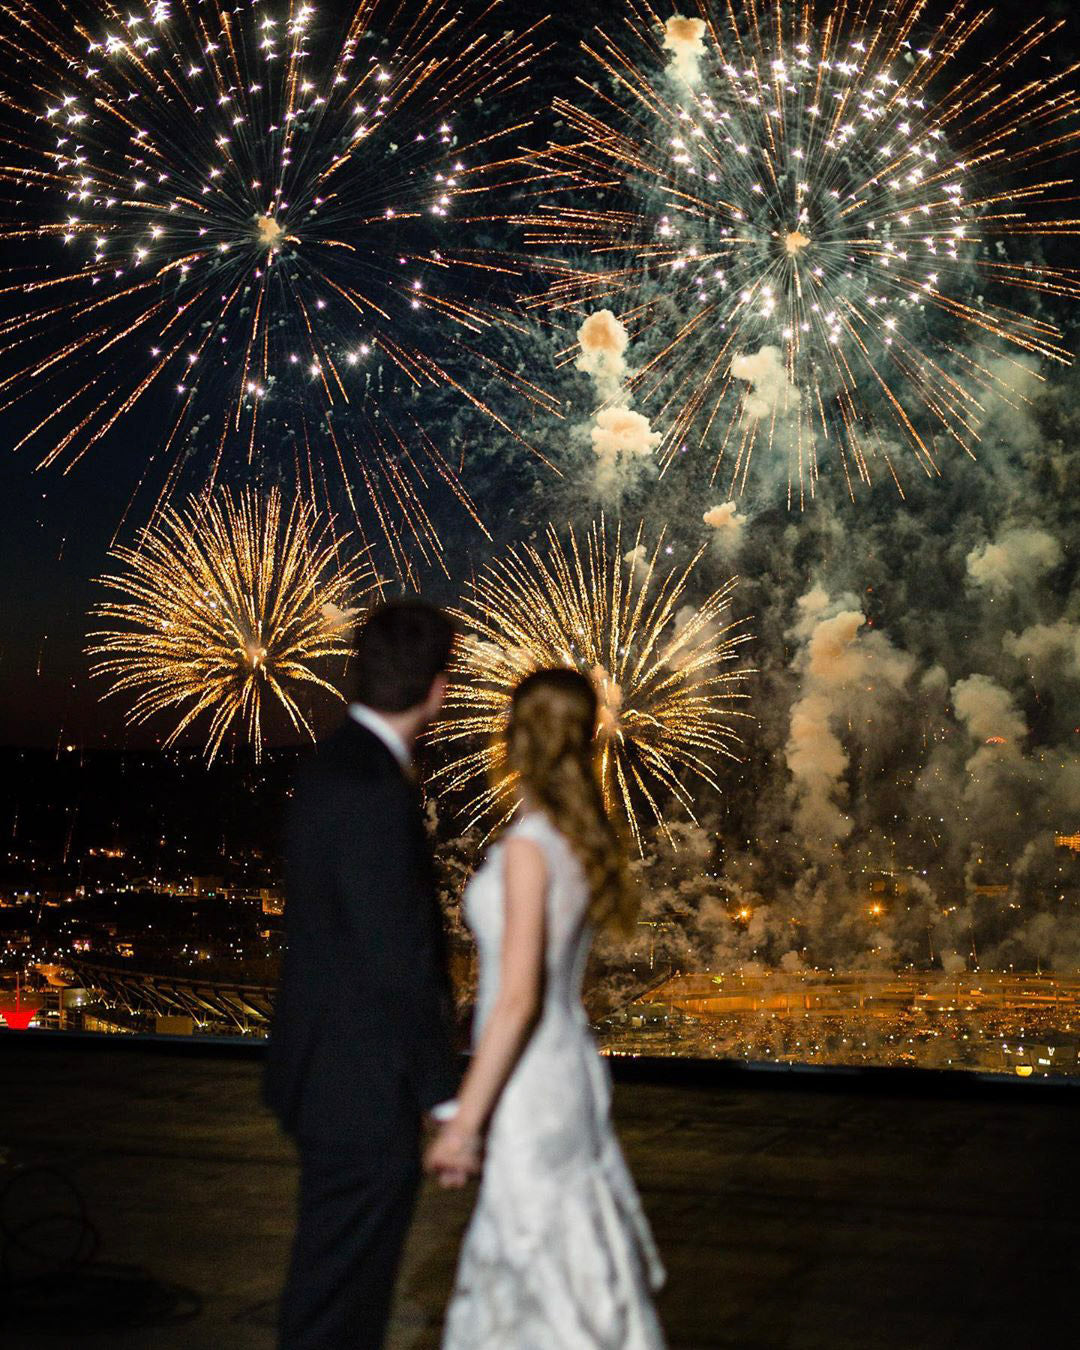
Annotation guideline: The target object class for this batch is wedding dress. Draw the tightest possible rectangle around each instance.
[442,810,666,1349]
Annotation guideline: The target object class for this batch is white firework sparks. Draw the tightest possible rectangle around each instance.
[0,0,554,576]
[523,1,1080,504]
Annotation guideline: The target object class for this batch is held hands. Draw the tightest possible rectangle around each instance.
[423,1120,483,1189]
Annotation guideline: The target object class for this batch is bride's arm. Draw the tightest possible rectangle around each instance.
[425,836,547,1180]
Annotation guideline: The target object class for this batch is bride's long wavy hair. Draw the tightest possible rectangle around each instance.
[505,668,637,935]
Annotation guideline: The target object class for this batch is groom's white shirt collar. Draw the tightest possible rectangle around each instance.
[348,702,412,772]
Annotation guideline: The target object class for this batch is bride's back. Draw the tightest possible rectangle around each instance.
[465,809,593,1038]
[443,667,666,1349]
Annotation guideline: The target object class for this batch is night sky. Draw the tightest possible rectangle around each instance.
[1,0,1077,751]
[0,0,558,747]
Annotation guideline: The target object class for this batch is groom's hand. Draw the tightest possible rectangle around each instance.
[423,1122,482,1188]
[424,1098,459,1132]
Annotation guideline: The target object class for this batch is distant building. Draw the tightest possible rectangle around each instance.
[260,888,285,916]
[1055,832,1080,854]
[866,872,911,899]
[191,876,225,898]
[1000,1036,1080,1075]
[80,1005,139,1034]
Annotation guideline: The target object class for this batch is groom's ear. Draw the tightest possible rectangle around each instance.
[426,673,449,717]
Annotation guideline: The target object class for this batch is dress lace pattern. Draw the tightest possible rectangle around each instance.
[442,812,666,1349]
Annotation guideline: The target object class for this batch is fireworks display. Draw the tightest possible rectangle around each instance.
[6,0,1080,991]
[433,519,753,849]
[88,485,374,760]
[0,0,554,576]
[522,1,1080,503]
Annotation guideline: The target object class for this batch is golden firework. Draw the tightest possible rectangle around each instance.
[89,486,375,760]
[433,520,753,849]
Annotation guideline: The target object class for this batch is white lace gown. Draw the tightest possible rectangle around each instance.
[442,810,666,1349]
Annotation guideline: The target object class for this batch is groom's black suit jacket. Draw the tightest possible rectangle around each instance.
[263,718,458,1143]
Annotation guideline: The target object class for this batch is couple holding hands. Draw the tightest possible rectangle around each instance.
[265,601,665,1348]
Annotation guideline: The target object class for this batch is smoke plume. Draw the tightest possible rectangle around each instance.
[663,15,708,89]
[590,407,661,497]
[1005,620,1080,679]
[785,590,917,858]
[731,345,797,421]
[575,310,629,402]
[966,527,1062,596]
[704,501,747,553]
[575,310,660,503]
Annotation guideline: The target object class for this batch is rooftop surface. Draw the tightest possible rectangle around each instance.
[1,1036,1077,1349]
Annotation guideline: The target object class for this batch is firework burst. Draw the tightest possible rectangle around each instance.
[522,0,1080,504]
[0,0,556,576]
[432,519,753,849]
[89,484,375,760]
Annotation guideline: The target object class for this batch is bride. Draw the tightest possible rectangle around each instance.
[425,667,666,1348]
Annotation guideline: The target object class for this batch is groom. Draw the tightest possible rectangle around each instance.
[264,600,462,1349]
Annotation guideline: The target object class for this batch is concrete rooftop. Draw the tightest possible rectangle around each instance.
[1,1036,1077,1349]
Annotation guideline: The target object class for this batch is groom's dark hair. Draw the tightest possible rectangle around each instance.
[352,600,456,712]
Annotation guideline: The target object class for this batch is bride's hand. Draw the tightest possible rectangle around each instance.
[424,1122,483,1188]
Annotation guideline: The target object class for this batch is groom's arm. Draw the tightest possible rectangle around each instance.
[334,773,458,1112]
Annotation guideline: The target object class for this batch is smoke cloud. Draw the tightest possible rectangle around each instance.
[319,601,360,632]
[623,543,649,579]
[663,15,708,89]
[951,673,1027,747]
[731,345,797,421]
[575,309,629,403]
[785,591,917,857]
[591,406,661,497]
[966,526,1061,595]
[575,310,660,503]
[704,501,747,552]
[1005,620,1080,679]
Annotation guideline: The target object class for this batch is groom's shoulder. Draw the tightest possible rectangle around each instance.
[296,721,398,791]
